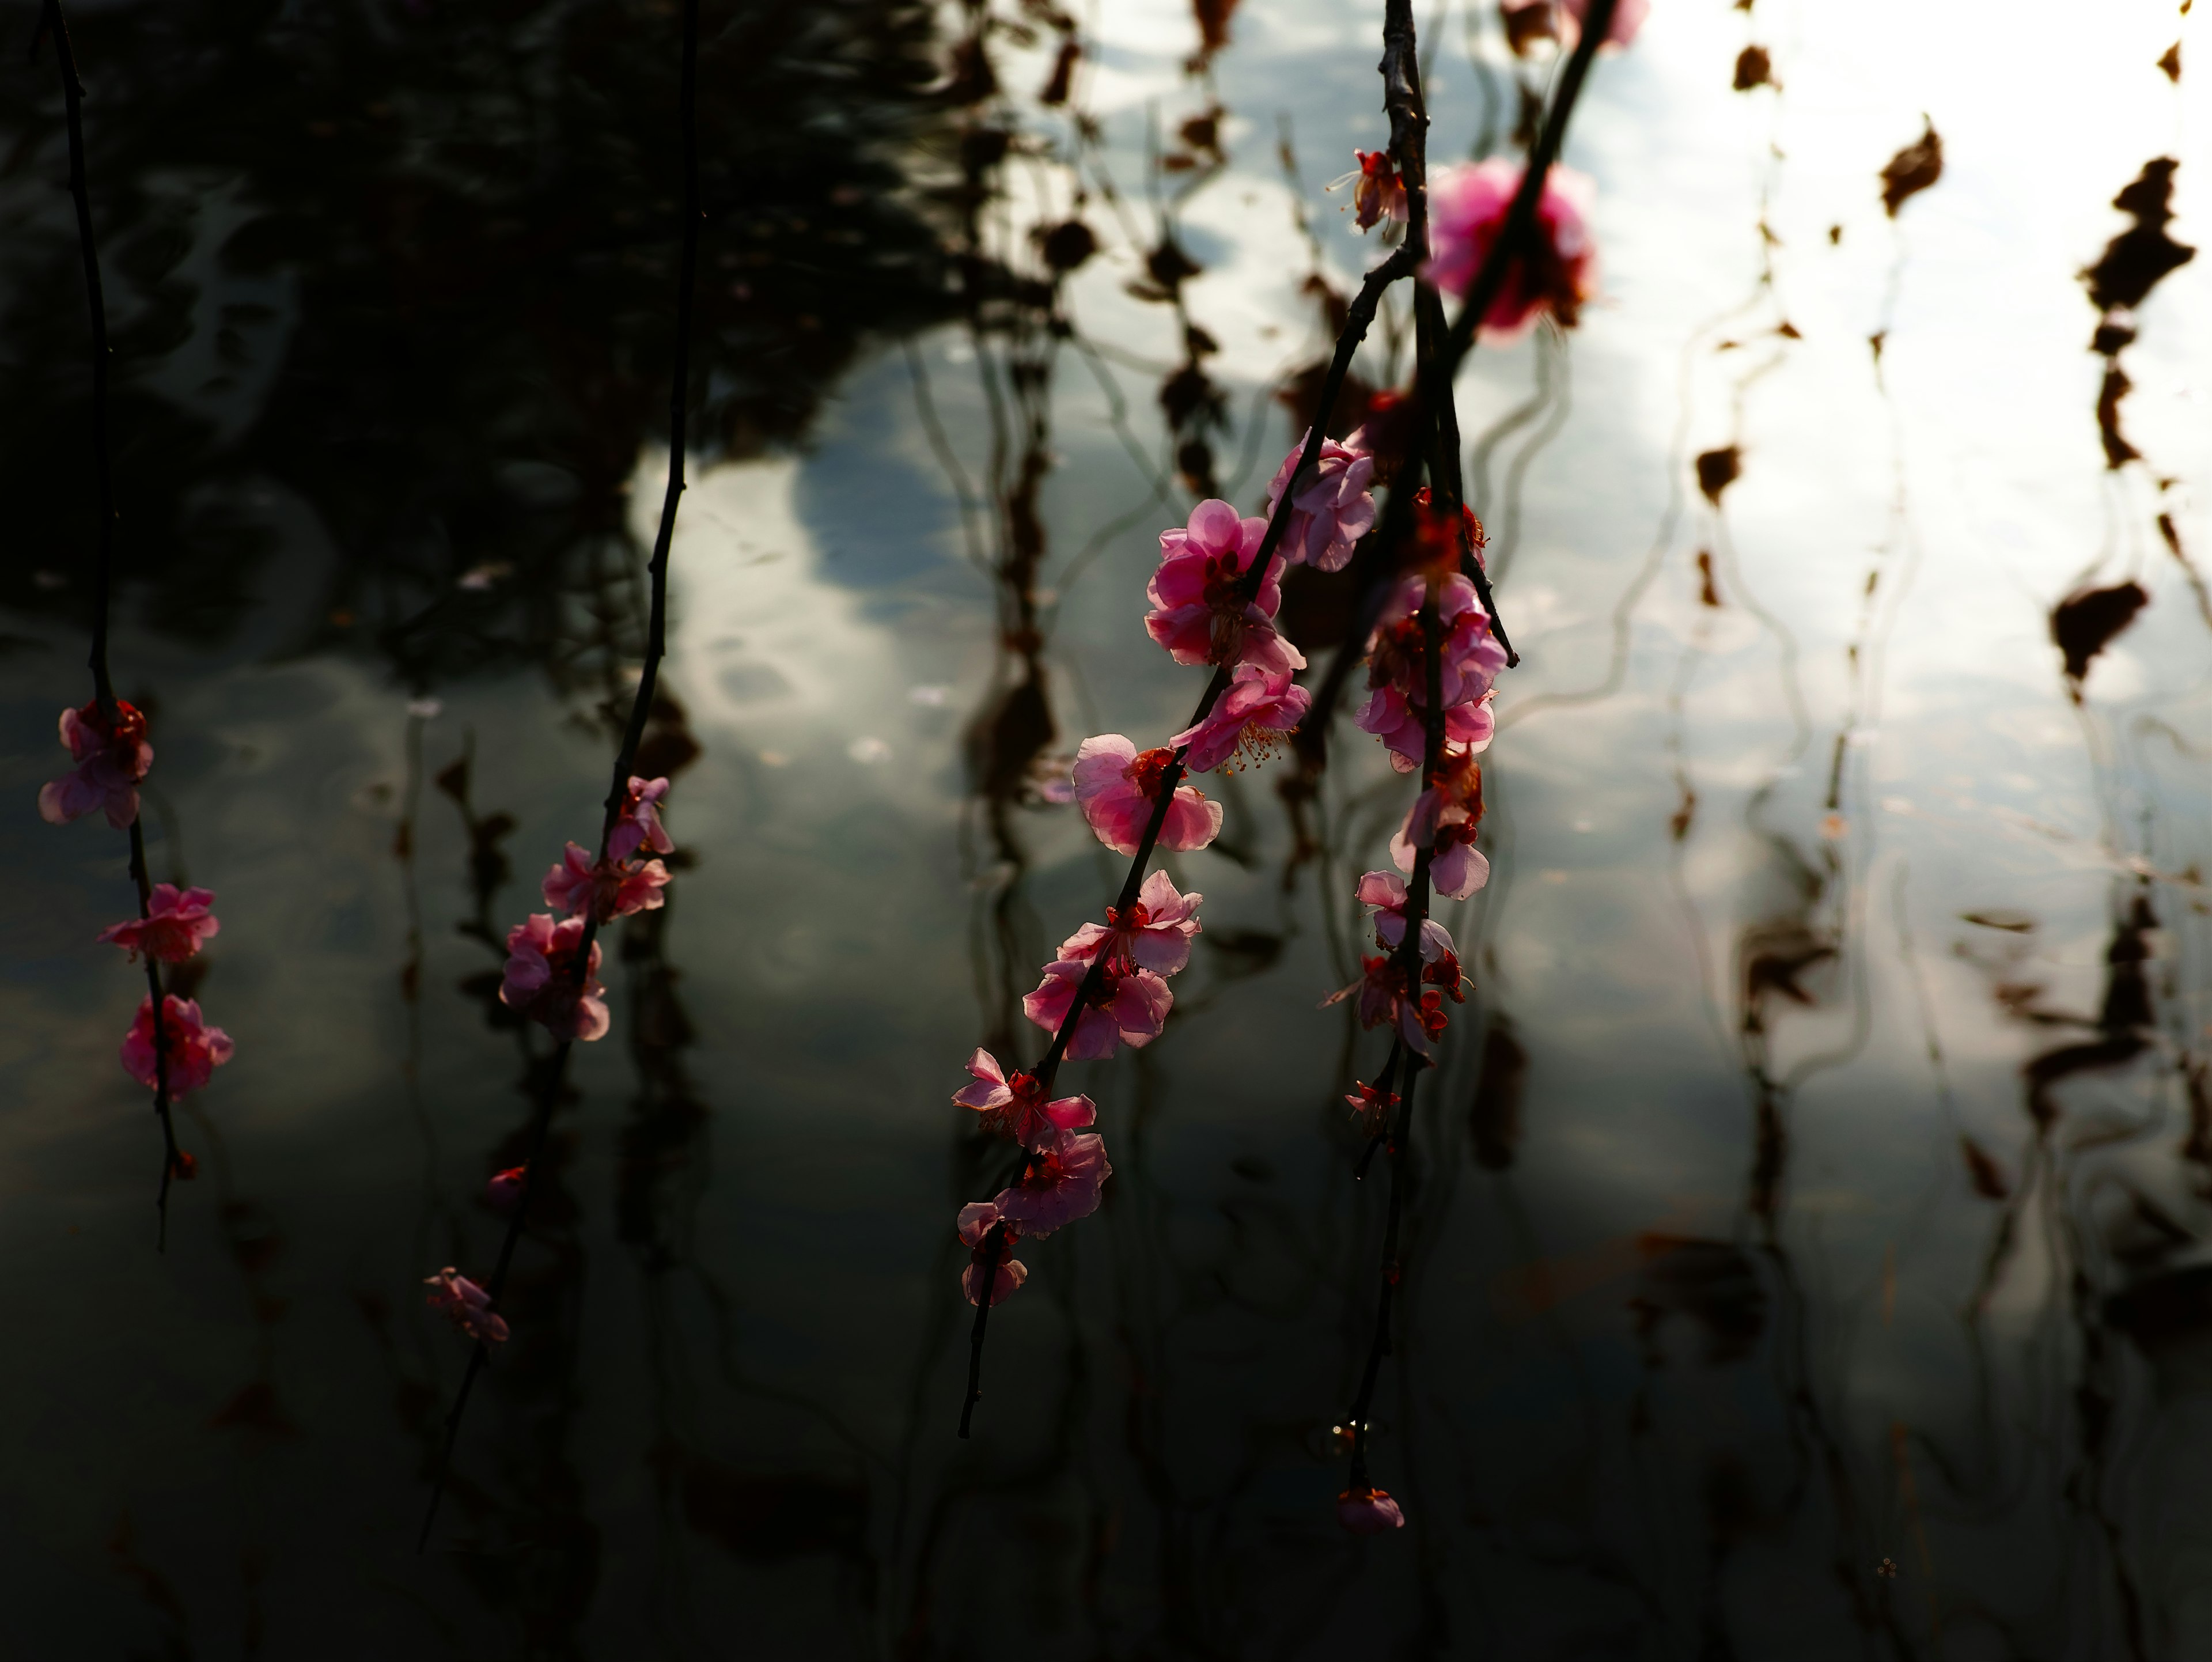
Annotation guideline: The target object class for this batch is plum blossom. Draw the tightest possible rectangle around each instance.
[957,1201,1029,1307]
[1390,746,1490,902]
[1338,1486,1406,1533]
[1346,1079,1400,1135]
[39,699,153,829]
[120,995,234,1096]
[425,1268,510,1345]
[1146,499,1304,675]
[1562,0,1647,48]
[607,775,673,863]
[98,884,219,964]
[1058,870,1203,976]
[1023,957,1174,1059]
[542,841,671,922]
[1501,0,1646,55]
[1356,870,1455,963]
[1425,160,1598,340]
[1171,664,1311,775]
[487,1166,527,1210]
[499,913,611,1041]
[953,1048,1096,1145]
[1366,573,1506,713]
[992,1129,1112,1237]
[1265,431,1378,573]
[1357,685,1497,773]
[1071,735,1222,855]
[1352,150,1407,230]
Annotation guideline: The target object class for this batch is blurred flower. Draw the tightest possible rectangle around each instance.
[1171,664,1311,774]
[541,842,670,922]
[99,884,220,964]
[957,1202,1028,1307]
[425,1268,509,1345]
[39,699,152,829]
[1425,160,1597,340]
[1023,957,1173,1058]
[1338,1486,1406,1533]
[1266,431,1377,573]
[487,1166,527,1210]
[1058,870,1203,976]
[607,775,673,864]
[499,913,610,1041]
[120,995,234,1096]
[1345,1080,1400,1134]
[952,1049,1096,1145]
[1146,499,1304,675]
[1071,736,1222,855]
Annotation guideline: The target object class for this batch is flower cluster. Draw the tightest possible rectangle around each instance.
[952,448,1377,1311]
[41,705,234,1137]
[427,773,676,1345]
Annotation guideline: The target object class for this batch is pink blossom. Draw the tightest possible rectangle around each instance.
[1146,499,1304,675]
[993,1129,1112,1237]
[120,995,234,1096]
[1425,160,1599,341]
[1562,0,1647,48]
[498,913,611,1041]
[1023,957,1174,1059]
[1355,685,1497,773]
[1071,735,1222,855]
[1355,870,1455,962]
[487,1166,527,1210]
[97,884,219,964]
[1058,869,1203,976]
[1391,747,1490,901]
[1171,664,1312,775]
[425,1267,510,1345]
[542,841,671,922]
[38,699,153,830]
[607,775,673,864]
[1323,955,1448,1055]
[952,1048,1096,1145]
[1366,574,1508,711]
[1338,1486,1406,1533]
[957,1202,1029,1308]
[1266,431,1377,573]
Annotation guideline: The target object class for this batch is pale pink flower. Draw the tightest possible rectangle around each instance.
[1057,869,1203,976]
[39,699,153,829]
[1425,160,1599,340]
[1355,686,1497,773]
[1323,955,1449,1055]
[957,1200,1029,1307]
[120,994,234,1096]
[607,776,673,864]
[1562,0,1647,48]
[1366,574,1508,711]
[1391,747,1490,901]
[487,1166,527,1210]
[425,1267,510,1345]
[993,1129,1112,1237]
[542,842,671,922]
[97,884,219,964]
[952,1048,1096,1145]
[1171,664,1312,775]
[499,913,611,1041]
[1338,1486,1406,1533]
[1266,431,1378,573]
[1355,870,1455,961]
[1146,499,1304,675]
[1023,958,1174,1058]
[1071,735,1222,855]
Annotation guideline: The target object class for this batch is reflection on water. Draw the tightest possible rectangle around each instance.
[7,0,2212,1653]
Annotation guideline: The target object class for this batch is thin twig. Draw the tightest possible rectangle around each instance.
[37,0,181,1240]
[418,0,703,1551]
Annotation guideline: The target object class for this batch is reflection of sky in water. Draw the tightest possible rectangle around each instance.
[4,0,2212,1650]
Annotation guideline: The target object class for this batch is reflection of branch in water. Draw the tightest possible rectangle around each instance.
[1484,323,1573,586]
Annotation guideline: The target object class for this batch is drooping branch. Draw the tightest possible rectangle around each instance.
[36,0,184,1239]
[418,0,703,1551]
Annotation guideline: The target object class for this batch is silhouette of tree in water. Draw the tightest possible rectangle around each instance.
[2,0,964,690]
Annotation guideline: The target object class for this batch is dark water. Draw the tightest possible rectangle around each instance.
[5,0,2211,1655]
